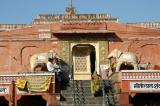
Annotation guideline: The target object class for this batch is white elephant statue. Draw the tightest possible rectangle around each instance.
[30,50,59,71]
[107,49,138,72]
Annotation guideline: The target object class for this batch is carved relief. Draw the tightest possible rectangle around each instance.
[21,46,38,70]
[99,41,108,64]
[60,41,70,64]
[0,46,9,72]
[136,44,160,66]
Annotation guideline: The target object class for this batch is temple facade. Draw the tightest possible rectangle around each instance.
[0,1,160,106]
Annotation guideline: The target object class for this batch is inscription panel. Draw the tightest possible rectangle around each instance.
[0,86,9,94]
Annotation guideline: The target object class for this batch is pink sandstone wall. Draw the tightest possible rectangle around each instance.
[0,40,60,73]
[109,40,160,69]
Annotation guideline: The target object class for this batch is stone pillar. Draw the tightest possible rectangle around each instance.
[110,72,133,106]
[117,93,131,106]
[10,81,15,106]
[42,94,60,106]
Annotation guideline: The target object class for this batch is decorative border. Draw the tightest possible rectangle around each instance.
[122,70,160,80]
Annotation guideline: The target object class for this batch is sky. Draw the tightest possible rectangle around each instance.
[0,0,160,24]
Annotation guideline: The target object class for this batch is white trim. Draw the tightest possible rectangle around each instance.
[0,73,55,77]
[123,79,160,81]
[121,70,160,73]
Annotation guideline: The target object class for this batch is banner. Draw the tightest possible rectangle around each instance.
[130,82,160,91]
[0,86,9,94]
[16,79,27,89]
[25,76,52,92]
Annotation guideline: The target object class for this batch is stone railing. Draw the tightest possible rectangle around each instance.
[0,72,55,84]
[121,70,160,80]
[109,70,160,94]
[127,22,160,29]
[0,24,31,31]
[32,14,118,24]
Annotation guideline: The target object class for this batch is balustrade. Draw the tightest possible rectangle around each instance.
[0,72,55,84]
[121,70,160,80]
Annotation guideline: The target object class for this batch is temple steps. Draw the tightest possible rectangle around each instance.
[60,80,120,106]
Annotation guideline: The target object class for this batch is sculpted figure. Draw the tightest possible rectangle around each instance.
[107,49,138,72]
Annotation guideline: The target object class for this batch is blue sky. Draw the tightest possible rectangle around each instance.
[0,0,159,24]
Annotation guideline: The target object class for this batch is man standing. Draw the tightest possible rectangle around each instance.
[47,58,61,73]
[47,58,61,94]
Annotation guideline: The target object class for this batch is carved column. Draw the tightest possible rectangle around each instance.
[99,41,109,64]
[60,41,70,64]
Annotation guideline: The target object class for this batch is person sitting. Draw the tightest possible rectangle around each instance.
[34,64,42,72]
[33,63,48,72]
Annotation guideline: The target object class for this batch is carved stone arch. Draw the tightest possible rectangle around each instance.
[140,43,159,48]
[20,46,38,71]
[0,46,9,73]
[119,62,135,70]
[136,43,160,65]
[20,46,38,64]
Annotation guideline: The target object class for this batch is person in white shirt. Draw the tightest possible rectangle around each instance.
[47,58,62,94]
[47,58,61,73]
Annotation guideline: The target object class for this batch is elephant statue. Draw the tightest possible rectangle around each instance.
[107,49,138,72]
[30,50,59,71]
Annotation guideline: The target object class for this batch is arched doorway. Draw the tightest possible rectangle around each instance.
[17,95,46,106]
[72,44,96,80]
[0,96,8,106]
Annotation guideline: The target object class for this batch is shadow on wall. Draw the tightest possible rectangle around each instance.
[54,33,123,42]
[120,63,134,70]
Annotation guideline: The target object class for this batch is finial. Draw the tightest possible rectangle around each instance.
[70,0,72,7]
[66,0,76,15]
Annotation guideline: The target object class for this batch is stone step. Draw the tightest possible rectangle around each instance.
[68,81,112,90]
[71,80,91,85]
[70,80,111,85]
[68,84,92,88]
[70,80,112,85]
[61,90,92,95]
[62,94,93,98]
[62,87,92,92]
[61,100,105,105]
[60,96,119,105]
[61,89,117,96]
[61,94,101,98]
[60,102,109,106]
[60,80,119,106]
[61,95,104,100]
